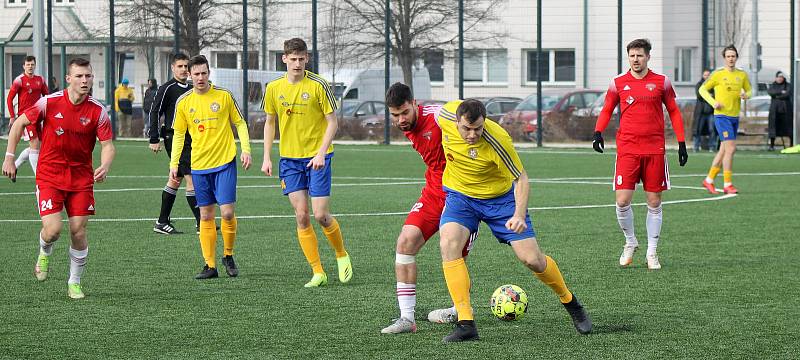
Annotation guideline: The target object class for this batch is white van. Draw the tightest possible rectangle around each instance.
[208,68,284,108]
[332,68,431,102]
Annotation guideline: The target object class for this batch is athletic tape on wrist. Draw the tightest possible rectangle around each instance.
[396,253,416,264]
[5,152,15,158]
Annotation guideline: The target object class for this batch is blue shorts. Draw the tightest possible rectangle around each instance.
[439,187,536,244]
[192,160,237,207]
[714,115,739,141]
[279,153,334,197]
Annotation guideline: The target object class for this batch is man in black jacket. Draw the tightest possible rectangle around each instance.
[693,69,716,152]
[767,71,793,150]
[143,78,158,137]
[147,53,199,234]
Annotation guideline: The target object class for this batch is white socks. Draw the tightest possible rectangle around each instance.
[68,247,88,285]
[615,205,637,246]
[39,232,54,256]
[646,205,663,257]
[397,282,416,321]
[29,149,39,175]
[14,147,30,168]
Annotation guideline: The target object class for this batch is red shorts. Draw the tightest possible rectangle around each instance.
[36,186,96,217]
[22,124,38,141]
[613,153,670,192]
[404,187,474,257]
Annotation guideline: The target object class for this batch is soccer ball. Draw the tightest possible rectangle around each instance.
[490,284,528,321]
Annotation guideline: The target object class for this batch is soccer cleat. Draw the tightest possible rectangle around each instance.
[381,318,417,334]
[34,253,49,281]
[562,295,592,334]
[646,253,662,270]
[67,283,85,299]
[619,244,638,266]
[702,180,719,194]
[442,320,479,343]
[221,255,239,277]
[195,265,218,279]
[336,253,353,283]
[154,221,184,235]
[723,185,738,194]
[304,272,328,288]
[427,307,458,324]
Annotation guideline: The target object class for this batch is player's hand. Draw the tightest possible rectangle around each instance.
[93,165,109,183]
[261,158,273,176]
[307,153,325,170]
[2,156,17,183]
[592,131,604,153]
[678,141,688,166]
[740,93,749,100]
[149,143,161,153]
[714,101,723,109]
[241,152,252,170]
[169,168,179,183]
[505,215,528,234]
[9,116,15,124]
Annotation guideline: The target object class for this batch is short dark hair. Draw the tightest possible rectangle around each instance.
[722,44,738,58]
[67,58,91,74]
[385,82,414,108]
[284,38,308,55]
[188,55,209,70]
[456,99,486,124]
[626,39,652,55]
[171,53,189,64]
[24,56,36,63]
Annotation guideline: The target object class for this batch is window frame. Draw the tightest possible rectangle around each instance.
[674,47,695,85]
[524,49,577,86]
[458,49,508,87]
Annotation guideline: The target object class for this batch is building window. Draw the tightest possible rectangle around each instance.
[422,49,444,83]
[525,49,576,84]
[458,49,507,84]
[54,0,75,4]
[7,0,28,6]
[675,47,694,83]
[6,54,27,88]
[216,52,238,69]
[272,51,312,72]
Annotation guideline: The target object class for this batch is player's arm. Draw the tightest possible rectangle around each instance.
[229,96,251,170]
[42,80,49,95]
[2,114,31,181]
[148,84,168,148]
[6,79,19,120]
[508,170,531,234]
[741,73,752,99]
[308,112,337,170]
[698,75,720,109]
[593,81,620,153]
[663,77,688,166]
[490,131,528,234]
[261,83,277,176]
[94,140,116,183]
[169,103,188,182]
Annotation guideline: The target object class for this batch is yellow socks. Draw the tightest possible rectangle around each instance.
[534,256,573,304]
[706,166,721,183]
[322,218,348,258]
[723,170,733,186]
[221,218,237,256]
[199,219,217,268]
[297,226,324,274]
[443,258,473,321]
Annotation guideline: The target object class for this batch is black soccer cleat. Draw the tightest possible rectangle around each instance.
[195,265,218,280]
[222,255,239,277]
[154,221,184,235]
[442,320,480,343]
[563,295,592,334]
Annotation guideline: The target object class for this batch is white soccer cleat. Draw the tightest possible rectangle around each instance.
[381,318,417,334]
[68,283,85,299]
[427,307,458,324]
[646,253,662,270]
[619,244,638,266]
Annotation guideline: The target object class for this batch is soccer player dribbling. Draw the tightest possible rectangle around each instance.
[170,55,252,279]
[380,83,475,334]
[3,58,115,299]
[437,99,591,342]
[592,39,688,270]
[6,55,49,175]
[698,45,751,195]
[261,38,352,288]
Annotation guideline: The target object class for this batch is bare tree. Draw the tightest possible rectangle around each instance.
[319,1,360,86]
[336,0,507,87]
[722,0,749,51]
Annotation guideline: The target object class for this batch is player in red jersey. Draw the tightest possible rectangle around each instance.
[6,55,49,174]
[381,83,475,334]
[2,58,115,300]
[592,39,688,270]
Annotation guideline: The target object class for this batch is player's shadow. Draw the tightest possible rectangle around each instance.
[590,322,636,334]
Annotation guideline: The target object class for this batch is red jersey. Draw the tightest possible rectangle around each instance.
[405,105,446,194]
[7,73,49,118]
[595,70,685,154]
[23,90,113,191]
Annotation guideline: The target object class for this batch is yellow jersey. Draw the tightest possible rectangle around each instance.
[438,100,525,199]
[263,70,338,158]
[171,85,251,172]
[699,67,752,118]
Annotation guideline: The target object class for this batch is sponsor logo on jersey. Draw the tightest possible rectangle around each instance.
[301,92,310,101]
[444,135,449,142]
[646,83,656,91]
[626,96,635,105]
[88,204,94,211]
[55,112,64,119]
[423,131,432,141]
[623,85,631,91]
[446,153,455,161]
[79,117,90,126]
[194,119,200,124]
[282,101,289,107]
[55,126,64,136]
[468,148,478,159]
[210,102,220,113]
[198,124,206,132]
[189,108,196,113]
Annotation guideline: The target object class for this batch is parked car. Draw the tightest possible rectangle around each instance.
[501,89,603,141]
[470,97,522,121]
[337,99,386,140]
[567,91,617,141]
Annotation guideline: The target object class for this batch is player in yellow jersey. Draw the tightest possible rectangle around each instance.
[436,99,591,342]
[261,38,352,288]
[699,45,751,195]
[170,55,252,279]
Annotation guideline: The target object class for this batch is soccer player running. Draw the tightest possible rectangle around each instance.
[437,99,591,342]
[6,55,49,174]
[2,58,115,299]
[698,45,751,195]
[148,53,199,234]
[170,55,252,279]
[261,38,353,288]
[592,39,688,270]
[380,83,475,334]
